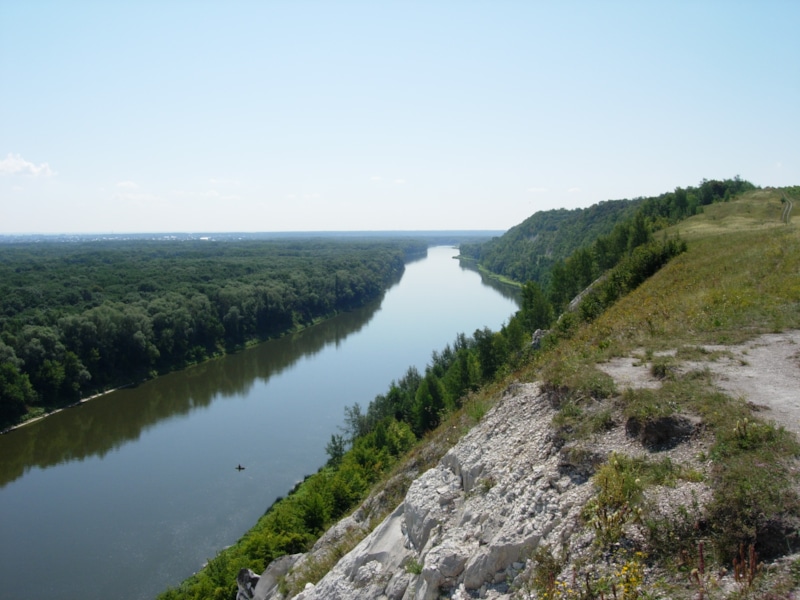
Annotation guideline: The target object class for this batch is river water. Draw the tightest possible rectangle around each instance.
[0,246,519,600]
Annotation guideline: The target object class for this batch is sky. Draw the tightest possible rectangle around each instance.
[1,1,799,234]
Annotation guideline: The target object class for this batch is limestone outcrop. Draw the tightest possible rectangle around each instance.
[255,383,598,600]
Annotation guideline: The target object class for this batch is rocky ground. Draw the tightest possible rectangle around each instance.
[242,330,800,600]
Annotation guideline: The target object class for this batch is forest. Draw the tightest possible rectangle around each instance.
[0,238,427,429]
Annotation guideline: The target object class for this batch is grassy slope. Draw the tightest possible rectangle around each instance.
[518,187,800,596]
[581,188,798,351]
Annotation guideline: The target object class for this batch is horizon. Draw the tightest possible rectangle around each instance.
[0,228,505,237]
[2,2,798,234]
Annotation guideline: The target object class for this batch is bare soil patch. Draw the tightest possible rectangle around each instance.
[598,330,800,436]
[699,330,800,437]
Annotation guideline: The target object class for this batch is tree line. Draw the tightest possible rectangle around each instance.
[0,239,426,429]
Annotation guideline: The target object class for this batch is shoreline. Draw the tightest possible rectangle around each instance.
[0,303,383,436]
[1,383,134,435]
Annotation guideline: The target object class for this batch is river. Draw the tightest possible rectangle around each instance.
[0,246,519,600]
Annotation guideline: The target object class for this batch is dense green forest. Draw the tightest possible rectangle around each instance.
[461,177,755,291]
[0,238,426,429]
[157,178,738,599]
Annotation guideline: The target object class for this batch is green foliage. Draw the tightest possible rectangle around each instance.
[527,544,647,600]
[706,416,800,562]
[0,362,35,424]
[530,544,565,598]
[461,198,641,285]
[585,451,710,551]
[405,558,423,575]
[620,387,674,423]
[520,281,554,332]
[412,372,447,435]
[325,434,346,467]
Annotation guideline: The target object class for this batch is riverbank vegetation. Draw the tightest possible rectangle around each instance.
[0,238,427,429]
[156,180,770,599]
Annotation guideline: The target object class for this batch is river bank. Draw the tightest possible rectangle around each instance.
[1,384,134,434]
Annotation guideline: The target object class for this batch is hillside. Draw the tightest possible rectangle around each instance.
[460,199,641,285]
[244,187,800,599]
[462,178,756,291]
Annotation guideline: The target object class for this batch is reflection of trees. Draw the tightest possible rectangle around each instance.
[458,260,522,305]
[0,297,386,488]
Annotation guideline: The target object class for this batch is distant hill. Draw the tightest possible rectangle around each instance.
[460,199,641,285]
[461,177,756,289]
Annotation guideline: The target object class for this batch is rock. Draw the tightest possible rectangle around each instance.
[253,554,301,600]
[384,571,412,600]
[236,568,261,600]
[404,468,462,550]
[531,329,549,350]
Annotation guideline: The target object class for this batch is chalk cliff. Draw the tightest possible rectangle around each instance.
[248,382,623,599]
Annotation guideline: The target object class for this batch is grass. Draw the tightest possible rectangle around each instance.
[530,189,800,378]
[524,188,800,583]
[366,188,800,593]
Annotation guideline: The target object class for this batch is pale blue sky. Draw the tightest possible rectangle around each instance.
[1,1,798,233]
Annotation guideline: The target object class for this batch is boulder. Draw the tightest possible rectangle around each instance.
[237,568,261,600]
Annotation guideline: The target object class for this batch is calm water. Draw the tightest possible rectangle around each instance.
[0,246,519,600]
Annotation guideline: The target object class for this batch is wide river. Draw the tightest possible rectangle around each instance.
[0,246,519,600]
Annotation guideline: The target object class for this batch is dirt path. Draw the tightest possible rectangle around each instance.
[702,331,800,437]
[782,193,794,224]
[599,330,800,437]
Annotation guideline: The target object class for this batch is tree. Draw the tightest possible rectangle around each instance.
[520,281,554,333]
[342,403,368,443]
[412,372,446,435]
[0,362,35,426]
[325,434,346,467]
[474,327,505,382]
[547,261,571,310]
[627,211,651,252]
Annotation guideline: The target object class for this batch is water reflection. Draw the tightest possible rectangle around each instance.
[458,259,521,304]
[0,297,385,488]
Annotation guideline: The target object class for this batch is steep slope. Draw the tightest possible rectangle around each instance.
[246,188,800,600]
[460,199,640,284]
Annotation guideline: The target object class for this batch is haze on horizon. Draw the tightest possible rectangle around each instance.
[1,1,798,235]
